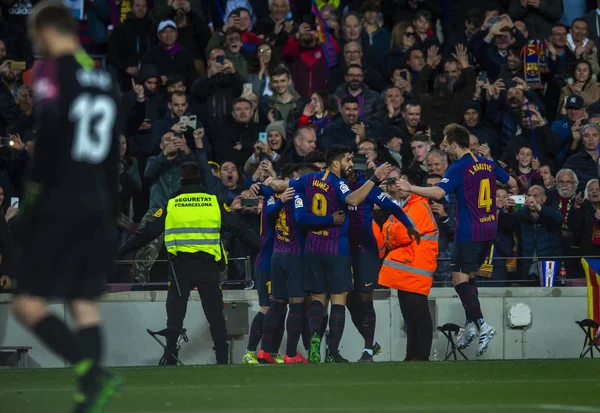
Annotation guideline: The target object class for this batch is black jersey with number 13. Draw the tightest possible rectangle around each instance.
[31,51,119,216]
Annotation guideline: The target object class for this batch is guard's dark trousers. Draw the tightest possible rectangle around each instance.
[165,252,229,364]
[398,290,432,361]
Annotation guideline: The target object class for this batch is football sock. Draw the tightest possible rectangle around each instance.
[465,279,478,324]
[285,303,304,357]
[301,312,310,351]
[455,282,483,329]
[33,315,79,365]
[272,305,287,354]
[77,325,102,366]
[246,312,265,352]
[328,305,346,356]
[260,302,284,353]
[348,302,365,337]
[320,313,329,339]
[307,300,325,336]
[362,300,376,350]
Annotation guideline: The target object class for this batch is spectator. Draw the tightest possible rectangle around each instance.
[379,86,404,127]
[551,95,586,164]
[567,18,600,75]
[320,4,341,40]
[206,27,249,79]
[539,164,556,189]
[283,21,339,98]
[258,65,304,136]
[408,133,431,182]
[384,22,416,78]
[0,58,24,137]
[333,64,381,121]
[496,44,526,85]
[151,0,210,26]
[297,92,337,139]
[222,7,264,54]
[0,56,22,99]
[568,179,600,257]
[390,67,413,98]
[319,96,379,149]
[340,12,375,63]
[247,42,278,97]
[119,134,142,219]
[356,138,379,172]
[213,97,262,166]
[413,9,439,50]
[559,60,600,110]
[142,20,197,88]
[361,0,391,64]
[377,126,407,169]
[278,126,317,165]
[443,9,482,58]
[509,185,563,282]
[471,17,522,81]
[0,11,33,68]
[0,184,14,291]
[398,102,425,141]
[244,120,287,175]
[253,0,294,52]
[508,0,562,40]
[585,2,600,44]
[514,145,535,188]
[462,100,500,158]
[563,123,600,191]
[425,150,448,177]
[106,0,156,93]
[11,85,33,138]
[545,23,578,120]
[168,1,212,62]
[328,41,386,94]
[192,47,244,130]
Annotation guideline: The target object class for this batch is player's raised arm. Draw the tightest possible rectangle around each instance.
[344,163,392,206]
[397,179,447,201]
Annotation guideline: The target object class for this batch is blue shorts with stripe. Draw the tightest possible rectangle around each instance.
[351,249,381,292]
[451,241,493,275]
[270,252,306,299]
[255,270,271,306]
[304,252,352,294]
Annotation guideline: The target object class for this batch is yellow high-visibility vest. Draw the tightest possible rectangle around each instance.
[164,192,221,260]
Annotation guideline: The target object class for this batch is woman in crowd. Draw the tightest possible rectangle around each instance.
[246,42,279,97]
[297,92,337,139]
[559,60,600,110]
[244,120,287,177]
[383,22,416,78]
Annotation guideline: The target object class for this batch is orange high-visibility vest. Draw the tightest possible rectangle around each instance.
[377,194,439,297]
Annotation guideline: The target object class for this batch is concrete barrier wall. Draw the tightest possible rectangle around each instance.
[0,287,590,368]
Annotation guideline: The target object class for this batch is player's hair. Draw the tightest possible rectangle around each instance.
[166,75,185,87]
[281,163,297,179]
[29,2,77,36]
[305,150,326,164]
[326,145,352,166]
[271,65,291,79]
[169,91,187,103]
[345,64,364,76]
[443,123,470,149]
[180,162,202,179]
[400,169,422,187]
[297,163,321,175]
[341,96,359,106]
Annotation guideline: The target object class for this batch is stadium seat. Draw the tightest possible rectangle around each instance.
[147,328,189,366]
[437,323,468,361]
[576,319,600,359]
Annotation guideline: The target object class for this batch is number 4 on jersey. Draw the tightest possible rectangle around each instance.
[69,93,117,164]
[478,178,492,212]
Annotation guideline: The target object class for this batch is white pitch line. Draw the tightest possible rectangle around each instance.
[1,378,598,393]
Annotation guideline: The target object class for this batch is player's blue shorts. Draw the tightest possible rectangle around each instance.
[256,270,271,306]
[270,252,306,300]
[451,241,493,275]
[304,252,352,294]
[351,249,381,292]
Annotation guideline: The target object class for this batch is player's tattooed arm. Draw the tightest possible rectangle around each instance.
[345,163,392,206]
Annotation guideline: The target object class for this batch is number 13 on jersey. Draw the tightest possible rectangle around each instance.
[478,178,492,212]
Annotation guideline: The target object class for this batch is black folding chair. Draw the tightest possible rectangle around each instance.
[576,319,600,359]
[437,323,468,361]
[147,328,189,366]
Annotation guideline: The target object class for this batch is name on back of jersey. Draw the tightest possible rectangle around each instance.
[76,69,113,91]
[469,163,492,175]
[312,180,329,191]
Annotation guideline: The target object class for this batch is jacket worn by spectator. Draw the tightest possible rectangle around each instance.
[509,204,563,279]
[470,28,526,81]
[191,71,244,129]
[501,125,560,171]
[319,116,379,150]
[259,90,305,139]
[508,0,563,40]
[142,43,197,89]
[283,35,340,99]
[551,115,576,164]
[0,211,14,280]
[333,84,381,122]
[328,63,387,94]
[206,31,249,79]
[212,118,262,167]
[145,150,205,210]
[559,81,600,110]
[563,150,599,193]
[106,13,156,92]
[567,199,600,256]
[0,81,24,137]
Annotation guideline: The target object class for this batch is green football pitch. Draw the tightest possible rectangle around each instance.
[1,360,599,413]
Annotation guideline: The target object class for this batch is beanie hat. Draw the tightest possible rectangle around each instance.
[462,100,482,116]
[266,120,287,140]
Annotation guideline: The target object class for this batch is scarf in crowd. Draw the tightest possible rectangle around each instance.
[522,39,548,89]
[162,41,181,57]
[558,196,574,235]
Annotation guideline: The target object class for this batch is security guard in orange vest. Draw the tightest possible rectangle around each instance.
[375,170,439,361]
[120,162,260,364]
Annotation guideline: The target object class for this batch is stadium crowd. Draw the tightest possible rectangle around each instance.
[0,0,600,290]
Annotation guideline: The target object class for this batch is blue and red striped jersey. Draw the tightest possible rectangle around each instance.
[290,171,350,255]
[254,186,276,272]
[348,175,414,253]
[267,193,304,256]
[437,153,510,242]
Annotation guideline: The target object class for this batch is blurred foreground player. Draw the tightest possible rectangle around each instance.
[398,124,517,356]
[11,3,121,412]
[120,162,260,364]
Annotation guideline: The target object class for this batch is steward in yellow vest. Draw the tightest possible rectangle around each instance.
[119,162,260,364]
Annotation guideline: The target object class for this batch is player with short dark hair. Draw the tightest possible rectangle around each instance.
[398,124,517,356]
[266,145,392,363]
[12,2,121,411]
